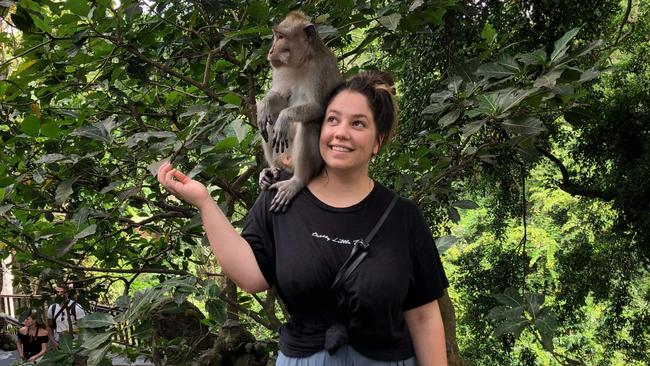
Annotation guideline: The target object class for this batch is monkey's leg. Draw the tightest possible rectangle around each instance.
[258,139,281,190]
[269,123,321,212]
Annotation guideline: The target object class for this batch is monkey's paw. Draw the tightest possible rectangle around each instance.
[256,104,275,142]
[269,177,304,212]
[271,113,290,154]
[259,167,281,190]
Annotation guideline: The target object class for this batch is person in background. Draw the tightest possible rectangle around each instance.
[46,283,86,350]
[17,310,49,363]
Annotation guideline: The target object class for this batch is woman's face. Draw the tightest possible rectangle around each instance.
[24,316,33,327]
[320,90,381,174]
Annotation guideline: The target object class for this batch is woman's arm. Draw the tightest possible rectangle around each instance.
[16,334,23,359]
[404,300,447,366]
[157,162,269,293]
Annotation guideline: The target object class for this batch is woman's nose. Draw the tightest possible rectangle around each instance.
[333,122,350,139]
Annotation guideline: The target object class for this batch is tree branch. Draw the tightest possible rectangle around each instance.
[537,147,613,200]
[614,0,633,46]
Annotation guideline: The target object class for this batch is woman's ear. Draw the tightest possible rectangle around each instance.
[374,134,385,155]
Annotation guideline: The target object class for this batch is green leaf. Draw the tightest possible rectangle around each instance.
[248,0,269,22]
[55,178,77,205]
[58,333,75,353]
[21,115,40,137]
[488,305,524,321]
[476,56,520,79]
[219,93,241,106]
[438,109,460,128]
[447,76,463,94]
[124,3,142,20]
[550,27,580,63]
[447,206,460,223]
[494,287,524,307]
[533,69,564,88]
[0,188,4,202]
[86,339,112,365]
[422,102,451,116]
[579,68,600,83]
[564,107,594,125]
[435,235,459,254]
[125,131,176,148]
[81,330,113,350]
[32,14,51,33]
[462,120,485,139]
[516,49,547,66]
[535,308,558,351]
[77,312,116,329]
[74,224,97,240]
[480,22,496,44]
[41,122,62,138]
[66,0,89,16]
[452,200,479,209]
[0,204,13,216]
[502,117,545,136]
[493,317,528,338]
[524,293,545,317]
[378,13,401,32]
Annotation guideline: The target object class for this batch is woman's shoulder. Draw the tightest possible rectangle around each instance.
[372,182,419,213]
[37,328,49,337]
[17,326,27,335]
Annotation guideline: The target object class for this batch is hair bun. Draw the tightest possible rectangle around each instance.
[358,70,396,96]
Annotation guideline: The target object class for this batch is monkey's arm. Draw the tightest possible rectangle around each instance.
[257,90,289,142]
[272,101,322,152]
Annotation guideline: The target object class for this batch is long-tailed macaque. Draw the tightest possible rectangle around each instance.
[257,11,342,212]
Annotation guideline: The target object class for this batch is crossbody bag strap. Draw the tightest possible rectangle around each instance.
[329,193,398,294]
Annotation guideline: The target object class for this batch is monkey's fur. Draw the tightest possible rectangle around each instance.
[257,11,342,212]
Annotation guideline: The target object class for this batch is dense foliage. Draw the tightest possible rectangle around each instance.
[1,0,648,365]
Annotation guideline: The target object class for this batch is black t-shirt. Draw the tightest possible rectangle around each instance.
[17,330,48,359]
[242,182,448,361]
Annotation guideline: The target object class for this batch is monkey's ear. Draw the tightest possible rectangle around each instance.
[303,24,318,41]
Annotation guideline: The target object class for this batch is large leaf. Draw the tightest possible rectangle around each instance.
[378,13,402,32]
[550,27,580,63]
[438,109,461,128]
[435,235,459,254]
[493,317,528,338]
[77,312,117,329]
[493,287,524,307]
[74,224,97,240]
[502,117,546,136]
[524,292,545,317]
[55,178,78,205]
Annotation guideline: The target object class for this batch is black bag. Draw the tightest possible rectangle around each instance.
[325,193,398,354]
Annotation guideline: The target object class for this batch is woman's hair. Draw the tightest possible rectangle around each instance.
[23,309,46,329]
[325,71,398,151]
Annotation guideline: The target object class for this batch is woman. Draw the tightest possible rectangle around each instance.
[158,71,448,365]
[17,311,49,363]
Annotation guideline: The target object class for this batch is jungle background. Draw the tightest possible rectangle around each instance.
[0,0,648,365]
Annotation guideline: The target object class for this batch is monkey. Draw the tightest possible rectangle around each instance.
[257,11,342,212]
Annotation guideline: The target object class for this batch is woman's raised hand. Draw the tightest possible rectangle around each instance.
[157,161,211,208]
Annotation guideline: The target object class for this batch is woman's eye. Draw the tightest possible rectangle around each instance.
[326,116,337,123]
[352,120,364,127]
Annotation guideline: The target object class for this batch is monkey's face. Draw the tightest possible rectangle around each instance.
[320,91,381,174]
[268,25,310,68]
[268,31,288,67]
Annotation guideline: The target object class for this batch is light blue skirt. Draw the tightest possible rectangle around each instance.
[276,345,417,366]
